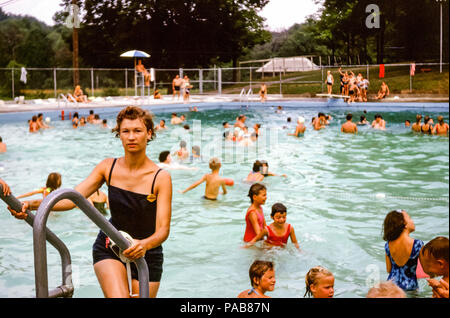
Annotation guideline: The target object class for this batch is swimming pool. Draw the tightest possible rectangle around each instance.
[0,102,448,298]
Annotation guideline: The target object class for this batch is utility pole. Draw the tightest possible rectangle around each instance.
[438,0,446,73]
[72,0,79,86]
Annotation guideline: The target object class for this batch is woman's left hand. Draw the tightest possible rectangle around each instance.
[123,239,147,261]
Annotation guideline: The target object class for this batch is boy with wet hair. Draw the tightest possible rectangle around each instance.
[366,281,406,298]
[180,157,231,200]
[419,236,449,298]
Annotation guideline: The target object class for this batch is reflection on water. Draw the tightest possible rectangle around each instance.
[0,107,448,298]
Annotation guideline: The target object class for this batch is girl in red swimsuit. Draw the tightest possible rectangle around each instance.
[244,203,300,249]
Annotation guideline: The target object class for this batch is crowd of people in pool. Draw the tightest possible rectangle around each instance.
[0,104,448,299]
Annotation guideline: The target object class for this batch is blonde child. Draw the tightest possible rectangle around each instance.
[237,260,275,298]
[17,172,62,199]
[382,209,424,291]
[180,157,232,200]
[304,266,335,298]
[419,236,449,298]
[243,183,267,243]
[366,281,406,298]
[245,203,299,249]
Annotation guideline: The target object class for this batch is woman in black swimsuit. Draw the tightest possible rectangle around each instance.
[9,106,172,298]
[421,116,433,135]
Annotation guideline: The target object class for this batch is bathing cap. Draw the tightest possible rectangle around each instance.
[298,116,305,124]
[45,117,51,123]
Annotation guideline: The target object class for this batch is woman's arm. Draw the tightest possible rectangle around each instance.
[8,159,110,217]
[16,188,44,199]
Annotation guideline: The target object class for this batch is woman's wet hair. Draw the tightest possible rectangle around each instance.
[159,151,170,163]
[46,172,62,191]
[112,106,155,143]
[382,210,406,242]
[248,183,266,203]
[252,160,263,173]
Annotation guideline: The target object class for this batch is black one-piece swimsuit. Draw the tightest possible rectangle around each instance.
[92,158,164,282]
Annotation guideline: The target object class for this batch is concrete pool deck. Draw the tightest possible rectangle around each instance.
[0,93,448,114]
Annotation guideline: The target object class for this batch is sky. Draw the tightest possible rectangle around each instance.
[1,0,322,31]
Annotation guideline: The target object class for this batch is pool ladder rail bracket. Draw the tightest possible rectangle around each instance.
[0,185,150,298]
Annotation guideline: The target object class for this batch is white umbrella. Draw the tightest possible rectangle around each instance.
[120,50,150,58]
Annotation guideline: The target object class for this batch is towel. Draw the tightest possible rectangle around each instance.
[379,64,385,78]
[410,63,416,77]
[20,67,27,84]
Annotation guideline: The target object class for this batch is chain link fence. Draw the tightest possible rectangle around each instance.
[0,63,448,101]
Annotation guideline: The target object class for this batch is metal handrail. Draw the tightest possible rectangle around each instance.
[0,184,74,298]
[33,188,150,298]
[0,185,150,298]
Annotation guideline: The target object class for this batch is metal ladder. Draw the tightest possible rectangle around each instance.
[0,185,150,298]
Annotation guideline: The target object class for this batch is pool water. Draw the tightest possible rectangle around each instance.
[0,105,448,298]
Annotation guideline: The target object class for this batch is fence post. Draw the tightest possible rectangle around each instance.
[125,69,128,97]
[218,68,222,95]
[279,71,282,95]
[249,66,252,92]
[199,69,203,94]
[367,64,370,82]
[321,67,324,93]
[11,68,14,100]
[91,68,94,97]
[53,68,57,98]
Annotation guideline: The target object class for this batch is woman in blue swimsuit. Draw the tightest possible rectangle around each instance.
[10,106,172,298]
[382,209,424,291]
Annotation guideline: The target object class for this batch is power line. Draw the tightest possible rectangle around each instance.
[0,0,20,8]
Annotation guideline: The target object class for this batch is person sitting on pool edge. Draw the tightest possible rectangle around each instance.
[376,82,390,100]
[179,157,232,200]
[341,113,358,134]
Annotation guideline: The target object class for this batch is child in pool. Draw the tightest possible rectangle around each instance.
[382,209,424,291]
[17,172,62,199]
[180,157,231,200]
[172,140,189,161]
[237,260,275,298]
[419,236,449,298]
[243,183,267,243]
[260,160,287,178]
[245,203,299,249]
[366,281,406,298]
[304,266,335,298]
[245,160,264,183]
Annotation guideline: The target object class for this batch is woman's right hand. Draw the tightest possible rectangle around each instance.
[7,201,29,220]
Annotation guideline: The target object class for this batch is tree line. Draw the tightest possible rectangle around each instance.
[0,0,447,73]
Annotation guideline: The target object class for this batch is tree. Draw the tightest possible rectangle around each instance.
[55,0,270,72]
